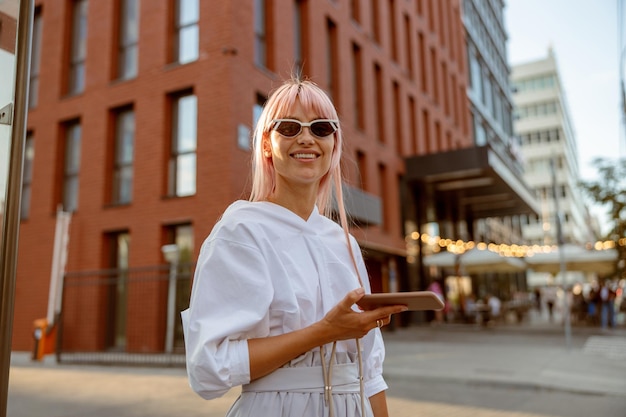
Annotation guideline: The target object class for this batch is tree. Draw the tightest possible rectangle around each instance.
[578,157,626,279]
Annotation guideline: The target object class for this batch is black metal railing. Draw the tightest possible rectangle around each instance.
[57,263,195,367]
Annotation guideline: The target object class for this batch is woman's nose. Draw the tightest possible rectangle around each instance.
[296,128,315,144]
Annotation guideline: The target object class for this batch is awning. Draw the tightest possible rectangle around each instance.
[405,146,540,219]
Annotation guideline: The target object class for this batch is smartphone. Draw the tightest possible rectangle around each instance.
[358,291,445,311]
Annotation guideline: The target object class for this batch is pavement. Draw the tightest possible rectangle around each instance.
[6,309,626,417]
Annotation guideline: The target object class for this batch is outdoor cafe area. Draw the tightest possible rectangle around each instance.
[422,241,622,326]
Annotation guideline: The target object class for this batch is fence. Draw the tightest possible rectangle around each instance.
[57,263,195,367]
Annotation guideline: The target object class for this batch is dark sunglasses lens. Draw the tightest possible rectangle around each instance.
[311,121,336,137]
[276,121,302,137]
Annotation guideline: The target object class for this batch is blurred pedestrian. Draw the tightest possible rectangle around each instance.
[533,287,542,311]
[600,281,616,329]
[543,286,557,322]
[487,294,501,325]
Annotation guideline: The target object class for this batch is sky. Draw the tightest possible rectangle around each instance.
[505,0,625,182]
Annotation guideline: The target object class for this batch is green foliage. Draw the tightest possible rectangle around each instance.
[579,158,626,235]
[578,157,626,278]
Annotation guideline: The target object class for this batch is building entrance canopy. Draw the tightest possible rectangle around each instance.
[405,146,540,220]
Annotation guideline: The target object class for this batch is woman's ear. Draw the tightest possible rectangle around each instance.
[263,138,272,158]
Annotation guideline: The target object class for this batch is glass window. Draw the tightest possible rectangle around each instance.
[68,0,88,95]
[20,133,35,220]
[294,0,304,78]
[253,93,265,130]
[371,0,380,43]
[118,0,139,79]
[469,50,482,102]
[350,0,360,23]
[174,0,199,64]
[356,150,367,190]
[326,17,338,103]
[112,107,135,204]
[352,42,363,129]
[63,121,82,212]
[29,7,43,108]
[473,116,486,146]
[164,223,194,349]
[105,231,130,350]
[254,0,266,67]
[169,93,197,197]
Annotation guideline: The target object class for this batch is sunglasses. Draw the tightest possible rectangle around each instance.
[271,119,339,138]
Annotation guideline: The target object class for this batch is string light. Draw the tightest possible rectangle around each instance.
[408,232,625,258]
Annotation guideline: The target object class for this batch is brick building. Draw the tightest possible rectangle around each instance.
[12,0,476,353]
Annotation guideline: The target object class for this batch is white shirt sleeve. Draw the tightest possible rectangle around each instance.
[182,234,274,400]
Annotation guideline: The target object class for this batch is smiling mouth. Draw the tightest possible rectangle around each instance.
[291,153,319,160]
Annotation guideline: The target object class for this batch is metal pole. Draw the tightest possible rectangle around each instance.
[550,158,571,350]
[161,244,179,354]
[0,1,34,416]
[165,260,177,354]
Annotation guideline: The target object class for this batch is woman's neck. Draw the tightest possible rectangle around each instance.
[268,184,318,220]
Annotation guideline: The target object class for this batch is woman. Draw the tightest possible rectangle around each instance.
[181,78,407,417]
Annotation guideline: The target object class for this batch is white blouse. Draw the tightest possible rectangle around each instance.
[181,201,387,402]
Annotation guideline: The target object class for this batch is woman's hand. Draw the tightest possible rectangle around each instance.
[248,288,406,381]
[316,288,408,342]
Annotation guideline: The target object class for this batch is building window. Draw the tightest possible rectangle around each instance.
[371,0,380,43]
[374,63,384,143]
[104,230,130,350]
[404,13,413,79]
[326,17,339,105]
[442,62,449,116]
[173,0,199,64]
[254,0,267,68]
[350,0,360,24]
[422,109,430,153]
[117,0,139,79]
[388,0,397,61]
[28,7,43,108]
[418,32,426,93]
[408,95,417,154]
[164,223,194,262]
[469,49,482,102]
[111,106,135,204]
[378,163,388,231]
[430,48,438,103]
[393,80,402,154]
[62,120,82,212]
[473,114,486,146]
[168,92,197,197]
[253,93,266,128]
[163,223,194,349]
[352,42,364,130]
[356,150,367,190]
[67,0,87,94]
[21,133,35,220]
[67,0,88,95]
[294,0,304,78]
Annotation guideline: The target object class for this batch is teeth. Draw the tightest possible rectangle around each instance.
[293,153,317,159]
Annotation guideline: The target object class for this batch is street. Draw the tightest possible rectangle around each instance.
[7,320,626,417]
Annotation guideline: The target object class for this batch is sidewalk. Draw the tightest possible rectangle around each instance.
[7,309,626,417]
[382,308,626,397]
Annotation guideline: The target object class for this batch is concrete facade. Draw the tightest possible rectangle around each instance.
[512,48,599,286]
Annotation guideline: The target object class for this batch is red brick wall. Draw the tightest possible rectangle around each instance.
[12,0,470,350]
